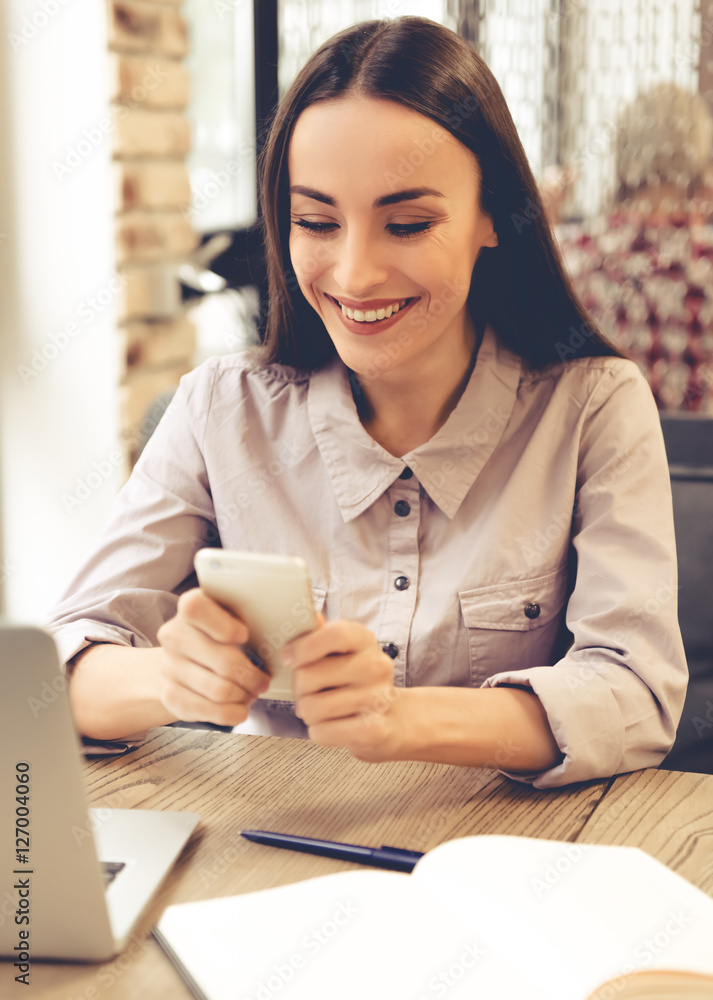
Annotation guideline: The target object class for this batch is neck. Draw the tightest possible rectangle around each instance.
[352,323,480,457]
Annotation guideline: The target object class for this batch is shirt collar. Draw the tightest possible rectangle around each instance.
[307,326,522,522]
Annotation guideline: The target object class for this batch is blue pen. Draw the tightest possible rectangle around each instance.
[241,829,425,873]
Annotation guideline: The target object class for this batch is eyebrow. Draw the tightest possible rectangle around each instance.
[289,185,445,208]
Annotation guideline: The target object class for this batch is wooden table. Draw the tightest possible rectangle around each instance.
[20,726,713,999]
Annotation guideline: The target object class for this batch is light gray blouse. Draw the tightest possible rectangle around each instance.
[47,327,687,787]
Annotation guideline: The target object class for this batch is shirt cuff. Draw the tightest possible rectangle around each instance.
[481,665,625,788]
[44,622,153,752]
[45,620,151,674]
[81,736,142,757]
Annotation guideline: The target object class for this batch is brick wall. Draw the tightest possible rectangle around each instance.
[108,0,199,470]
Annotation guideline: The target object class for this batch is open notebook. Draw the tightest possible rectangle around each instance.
[155,834,713,1000]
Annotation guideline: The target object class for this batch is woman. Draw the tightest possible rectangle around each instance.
[48,17,686,788]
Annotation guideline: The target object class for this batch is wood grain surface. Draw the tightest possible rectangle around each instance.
[17,726,713,1000]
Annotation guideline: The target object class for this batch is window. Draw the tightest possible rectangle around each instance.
[184,0,257,233]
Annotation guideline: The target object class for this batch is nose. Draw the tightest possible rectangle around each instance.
[331,226,389,296]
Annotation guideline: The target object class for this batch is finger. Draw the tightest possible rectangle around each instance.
[160,676,252,728]
[159,618,270,698]
[292,648,393,699]
[284,619,375,668]
[306,712,394,752]
[177,588,249,645]
[296,680,397,728]
[163,654,264,706]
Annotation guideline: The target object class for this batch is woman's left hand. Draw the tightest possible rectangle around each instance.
[284,618,405,761]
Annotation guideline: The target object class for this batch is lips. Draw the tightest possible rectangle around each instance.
[324,293,419,334]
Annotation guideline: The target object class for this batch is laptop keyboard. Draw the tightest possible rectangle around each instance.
[101,860,126,887]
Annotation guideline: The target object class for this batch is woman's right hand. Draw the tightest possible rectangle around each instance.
[156,588,271,727]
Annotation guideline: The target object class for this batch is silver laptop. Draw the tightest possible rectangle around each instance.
[0,625,199,961]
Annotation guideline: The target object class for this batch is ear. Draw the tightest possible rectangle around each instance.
[484,219,498,247]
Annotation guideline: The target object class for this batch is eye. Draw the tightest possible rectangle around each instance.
[387,221,433,239]
[292,219,339,235]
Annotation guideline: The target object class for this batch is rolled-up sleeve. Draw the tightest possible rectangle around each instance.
[483,364,688,788]
[46,361,218,670]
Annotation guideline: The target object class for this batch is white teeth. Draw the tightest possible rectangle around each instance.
[339,299,407,322]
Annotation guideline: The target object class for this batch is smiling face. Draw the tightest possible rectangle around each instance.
[287,95,498,383]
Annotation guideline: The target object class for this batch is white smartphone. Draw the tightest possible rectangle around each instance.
[193,549,317,701]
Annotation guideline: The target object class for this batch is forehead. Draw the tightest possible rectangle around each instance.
[288,95,479,196]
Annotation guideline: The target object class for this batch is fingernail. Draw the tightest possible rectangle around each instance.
[281,647,295,667]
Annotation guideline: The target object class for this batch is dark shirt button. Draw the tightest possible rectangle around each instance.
[524,603,541,619]
[394,500,411,517]
[382,642,399,659]
[399,467,413,479]
[394,576,409,591]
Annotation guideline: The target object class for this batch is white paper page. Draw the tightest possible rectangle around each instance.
[157,868,555,1000]
[413,836,713,1000]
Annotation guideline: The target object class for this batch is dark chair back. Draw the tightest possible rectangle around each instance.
[659,415,713,774]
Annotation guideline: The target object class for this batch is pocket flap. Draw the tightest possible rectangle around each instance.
[459,569,567,631]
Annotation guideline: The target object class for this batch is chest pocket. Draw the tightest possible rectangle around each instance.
[459,567,569,684]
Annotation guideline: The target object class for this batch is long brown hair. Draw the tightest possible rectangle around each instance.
[259,16,622,370]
